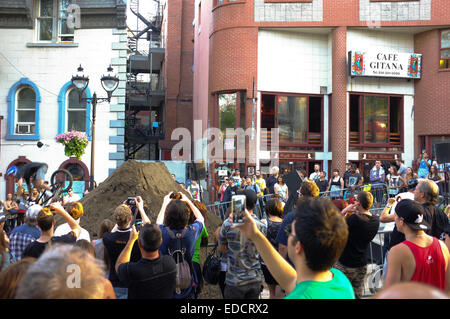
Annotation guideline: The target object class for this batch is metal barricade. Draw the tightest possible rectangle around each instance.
[318,183,390,215]
[208,183,391,221]
[207,193,273,221]
[362,227,393,297]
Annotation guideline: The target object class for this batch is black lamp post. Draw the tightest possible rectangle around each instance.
[71,65,119,191]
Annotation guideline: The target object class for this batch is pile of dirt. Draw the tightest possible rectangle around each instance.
[78,160,222,238]
[75,160,223,299]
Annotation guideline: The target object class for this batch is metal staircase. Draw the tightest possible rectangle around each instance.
[125,0,165,160]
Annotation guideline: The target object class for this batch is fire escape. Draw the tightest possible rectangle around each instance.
[125,0,165,160]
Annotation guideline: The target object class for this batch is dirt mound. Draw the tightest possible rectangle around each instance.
[75,160,223,299]
[78,160,222,238]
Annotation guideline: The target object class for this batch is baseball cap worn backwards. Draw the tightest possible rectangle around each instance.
[394,199,429,231]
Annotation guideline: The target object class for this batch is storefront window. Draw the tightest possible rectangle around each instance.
[350,94,402,150]
[364,96,388,144]
[277,96,307,144]
[440,29,450,69]
[218,93,237,138]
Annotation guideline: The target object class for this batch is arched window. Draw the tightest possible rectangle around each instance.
[16,87,36,134]
[59,158,90,194]
[6,78,41,140]
[58,81,91,138]
[67,88,87,132]
[65,163,85,181]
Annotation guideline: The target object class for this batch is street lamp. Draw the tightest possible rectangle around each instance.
[71,65,119,191]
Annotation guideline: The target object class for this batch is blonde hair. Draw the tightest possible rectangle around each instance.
[67,201,83,220]
[113,204,132,228]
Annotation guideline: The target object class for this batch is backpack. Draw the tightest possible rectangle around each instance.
[166,227,195,296]
[202,244,221,285]
[423,205,449,241]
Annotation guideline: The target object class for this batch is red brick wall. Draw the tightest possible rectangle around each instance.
[160,0,194,156]
[209,0,258,162]
[331,26,348,175]
[414,29,450,155]
[209,27,258,94]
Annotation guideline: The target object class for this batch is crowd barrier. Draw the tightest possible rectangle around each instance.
[208,183,392,220]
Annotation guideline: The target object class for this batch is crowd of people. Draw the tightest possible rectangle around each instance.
[218,157,449,208]
[0,158,449,300]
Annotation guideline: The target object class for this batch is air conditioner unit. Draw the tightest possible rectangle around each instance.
[16,124,32,134]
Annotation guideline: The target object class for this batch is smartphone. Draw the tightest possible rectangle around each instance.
[126,197,136,206]
[127,197,141,226]
[135,220,143,231]
[231,195,246,225]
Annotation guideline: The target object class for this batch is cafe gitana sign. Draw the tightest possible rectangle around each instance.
[349,51,422,79]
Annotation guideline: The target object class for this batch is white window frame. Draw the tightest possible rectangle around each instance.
[15,87,37,135]
[36,0,75,43]
[66,88,87,132]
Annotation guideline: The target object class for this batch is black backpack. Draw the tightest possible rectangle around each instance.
[166,227,195,296]
[423,205,449,241]
[202,244,221,285]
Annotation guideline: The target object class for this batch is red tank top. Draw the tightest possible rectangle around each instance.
[403,237,446,290]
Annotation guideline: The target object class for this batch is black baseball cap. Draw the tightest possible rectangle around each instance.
[394,199,429,231]
[444,223,450,236]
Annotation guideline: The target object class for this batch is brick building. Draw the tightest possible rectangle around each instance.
[159,0,195,160]
[188,0,449,198]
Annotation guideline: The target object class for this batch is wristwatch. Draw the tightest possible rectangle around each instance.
[386,205,392,209]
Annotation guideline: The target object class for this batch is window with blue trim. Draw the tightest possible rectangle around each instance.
[16,88,36,134]
[6,78,41,140]
[58,81,91,139]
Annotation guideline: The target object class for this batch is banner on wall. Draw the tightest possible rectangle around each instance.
[348,51,422,79]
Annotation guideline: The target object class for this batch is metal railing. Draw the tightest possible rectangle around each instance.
[208,183,391,221]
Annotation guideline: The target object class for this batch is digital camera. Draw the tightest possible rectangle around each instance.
[126,197,136,206]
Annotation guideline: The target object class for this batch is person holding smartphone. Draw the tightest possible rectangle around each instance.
[218,189,267,299]
[103,196,150,299]
[417,151,432,179]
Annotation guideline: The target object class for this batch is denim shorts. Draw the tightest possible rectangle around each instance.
[35,165,48,180]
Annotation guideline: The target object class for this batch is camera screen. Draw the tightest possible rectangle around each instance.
[232,197,245,224]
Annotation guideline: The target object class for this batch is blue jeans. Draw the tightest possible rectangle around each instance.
[382,250,390,285]
[35,165,47,181]
[113,287,128,299]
